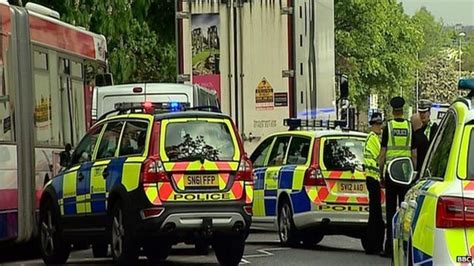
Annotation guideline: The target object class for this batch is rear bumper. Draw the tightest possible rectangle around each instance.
[293,209,369,231]
[126,186,252,240]
[133,203,251,239]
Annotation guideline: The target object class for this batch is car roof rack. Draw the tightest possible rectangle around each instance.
[283,118,348,131]
[96,102,221,122]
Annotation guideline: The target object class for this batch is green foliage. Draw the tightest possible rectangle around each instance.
[25,0,176,84]
[411,7,452,60]
[335,0,422,112]
[418,51,459,103]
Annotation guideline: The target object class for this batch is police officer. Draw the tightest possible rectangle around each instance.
[363,112,384,255]
[418,99,438,142]
[379,96,417,258]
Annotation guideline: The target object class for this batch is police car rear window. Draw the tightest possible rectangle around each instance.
[164,120,236,162]
[322,138,364,171]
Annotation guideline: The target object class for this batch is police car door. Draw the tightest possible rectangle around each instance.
[87,121,124,223]
[264,136,291,218]
[457,125,474,259]
[281,136,311,205]
[64,124,104,223]
[400,111,457,265]
[250,136,276,218]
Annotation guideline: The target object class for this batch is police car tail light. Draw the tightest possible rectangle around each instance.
[305,138,325,186]
[236,157,254,182]
[436,196,474,228]
[304,167,325,186]
[141,156,168,183]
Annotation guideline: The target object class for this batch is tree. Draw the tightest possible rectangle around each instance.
[335,0,422,113]
[25,0,176,83]
[411,7,451,60]
[463,36,474,73]
[418,51,459,103]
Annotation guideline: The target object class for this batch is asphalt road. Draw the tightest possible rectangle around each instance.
[1,231,391,265]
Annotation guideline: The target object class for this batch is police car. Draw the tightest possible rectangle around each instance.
[38,102,253,265]
[390,78,474,265]
[250,119,381,251]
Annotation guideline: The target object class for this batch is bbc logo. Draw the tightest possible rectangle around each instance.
[457,256,473,263]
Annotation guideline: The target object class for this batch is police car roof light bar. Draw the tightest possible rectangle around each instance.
[97,102,220,122]
[284,118,347,130]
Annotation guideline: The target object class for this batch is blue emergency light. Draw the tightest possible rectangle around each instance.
[170,101,179,110]
[114,102,190,113]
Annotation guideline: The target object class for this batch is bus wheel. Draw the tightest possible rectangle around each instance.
[39,199,70,264]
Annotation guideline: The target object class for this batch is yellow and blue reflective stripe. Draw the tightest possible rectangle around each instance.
[279,165,297,189]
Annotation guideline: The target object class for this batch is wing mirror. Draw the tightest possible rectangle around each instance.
[387,157,415,185]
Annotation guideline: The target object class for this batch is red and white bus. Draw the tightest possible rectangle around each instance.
[0,2,110,244]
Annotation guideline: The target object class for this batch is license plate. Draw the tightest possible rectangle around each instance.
[185,174,219,187]
[338,182,365,193]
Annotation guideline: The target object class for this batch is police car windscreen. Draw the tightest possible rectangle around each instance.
[164,121,236,162]
[322,138,364,171]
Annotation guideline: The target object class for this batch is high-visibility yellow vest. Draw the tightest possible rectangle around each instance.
[386,119,412,164]
[364,131,381,180]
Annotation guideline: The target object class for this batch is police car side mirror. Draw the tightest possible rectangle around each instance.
[388,157,414,185]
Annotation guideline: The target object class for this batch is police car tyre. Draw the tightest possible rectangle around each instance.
[143,240,172,262]
[110,201,139,265]
[278,201,299,247]
[213,236,245,266]
[92,243,109,258]
[195,241,210,255]
[302,233,324,248]
[39,198,71,265]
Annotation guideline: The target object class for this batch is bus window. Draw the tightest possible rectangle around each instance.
[71,61,86,144]
[0,35,12,142]
[33,50,56,145]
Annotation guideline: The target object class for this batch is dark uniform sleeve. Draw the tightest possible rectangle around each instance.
[381,126,388,148]
[411,128,418,149]
[429,123,438,142]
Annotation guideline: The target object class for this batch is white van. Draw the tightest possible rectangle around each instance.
[91,83,220,122]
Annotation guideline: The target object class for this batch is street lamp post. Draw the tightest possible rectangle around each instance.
[459,32,466,78]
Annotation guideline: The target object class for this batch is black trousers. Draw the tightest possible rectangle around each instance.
[384,174,409,255]
[366,176,384,253]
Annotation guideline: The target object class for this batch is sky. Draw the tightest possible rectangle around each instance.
[400,0,474,26]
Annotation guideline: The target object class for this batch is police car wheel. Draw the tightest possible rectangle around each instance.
[143,241,172,262]
[213,236,245,266]
[39,199,70,264]
[278,201,299,247]
[302,233,324,248]
[195,241,210,255]
[92,243,109,258]
[110,201,138,264]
